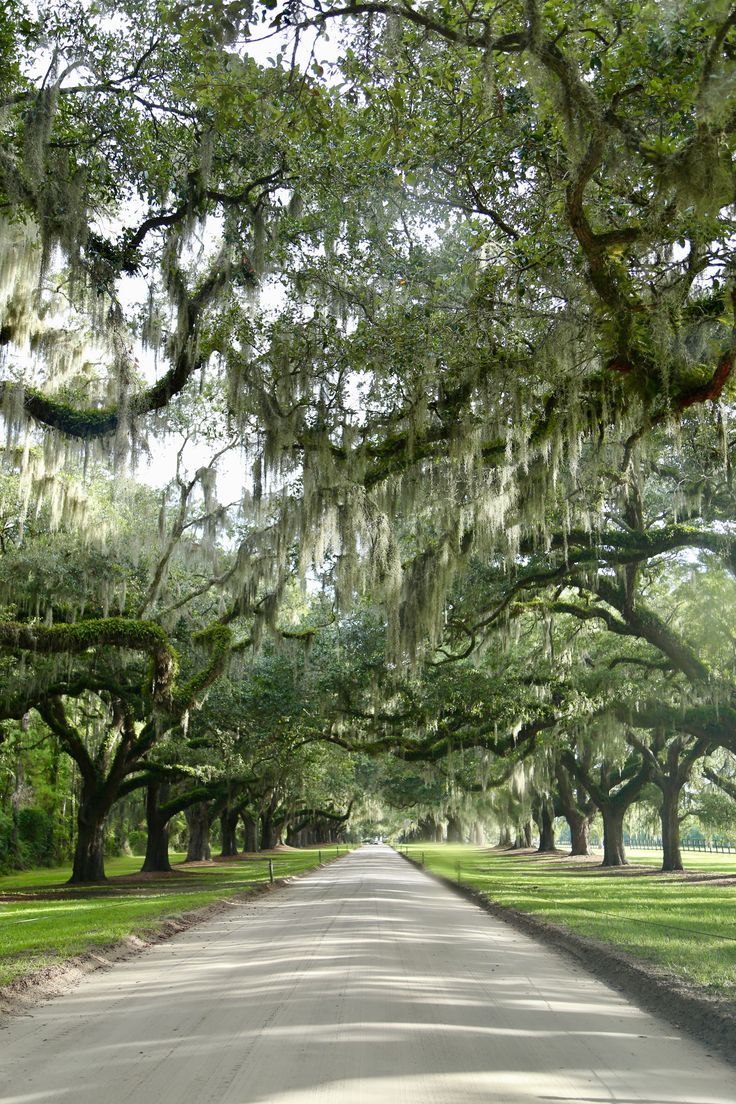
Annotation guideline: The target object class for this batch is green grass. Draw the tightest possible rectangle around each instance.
[401,843,736,996]
[0,847,348,988]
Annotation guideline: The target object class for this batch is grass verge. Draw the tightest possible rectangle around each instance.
[401,843,736,997]
[0,847,348,989]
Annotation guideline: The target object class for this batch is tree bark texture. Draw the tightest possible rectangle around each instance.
[567,812,593,857]
[534,800,557,852]
[601,806,627,867]
[70,800,107,883]
[185,802,211,862]
[660,783,684,872]
[260,811,276,850]
[243,813,259,852]
[141,782,172,873]
[220,808,239,857]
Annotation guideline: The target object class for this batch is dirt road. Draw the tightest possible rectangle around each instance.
[2,845,734,1103]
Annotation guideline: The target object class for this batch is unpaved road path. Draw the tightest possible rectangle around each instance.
[2,845,735,1103]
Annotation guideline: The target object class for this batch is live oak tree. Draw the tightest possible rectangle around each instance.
[406,398,736,856]
[0,464,243,880]
[627,727,713,872]
[0,451,363,878]
[0,617,234,882]
[175,632,358,855]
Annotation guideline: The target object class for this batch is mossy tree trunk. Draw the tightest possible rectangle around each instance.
[660,781,683,872]
[72,801,108,882]
[185,802,212,861]
[601,806,627,867]
[555,760,596,857]
[243,813,258,852]
[220,807,239,857]
[533,797,556,853]
[568,813,594,857]
[260,811,276,850]
[142,782,172,873]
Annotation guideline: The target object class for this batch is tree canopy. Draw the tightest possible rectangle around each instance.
[4,0,736,879]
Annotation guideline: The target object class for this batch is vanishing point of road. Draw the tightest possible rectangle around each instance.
[1,845,734,1103]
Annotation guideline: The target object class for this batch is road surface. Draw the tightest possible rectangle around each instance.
[2,845,735,1103]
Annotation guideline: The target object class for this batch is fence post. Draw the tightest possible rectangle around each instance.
[318,849,322,865]
[268,859,274,884]
[421,851,425,866]
[456,862,461,884]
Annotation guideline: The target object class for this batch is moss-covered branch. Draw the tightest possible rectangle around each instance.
[173,622,233,713]
[1,254,236,439]
[328,710,554,763]
[0,618,178,705]
[703,765,736,801]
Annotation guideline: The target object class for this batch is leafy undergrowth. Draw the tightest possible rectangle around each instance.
[0,848,347,987]
[402,844,736,996]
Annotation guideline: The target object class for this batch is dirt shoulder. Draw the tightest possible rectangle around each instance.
[399,852,736,1067]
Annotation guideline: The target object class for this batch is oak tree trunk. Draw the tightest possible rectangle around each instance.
[185,802,211,862]
[568,813,593,857]
[220,808,239,857]
[260,811,276,850]
[660,784,684,872]
[243,814,258,852]
[535,802,557,853]
[70,801,107,883]
[141,783,172,873]
[601,806,627,867]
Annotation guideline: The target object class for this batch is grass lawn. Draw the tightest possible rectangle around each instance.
[0,847,348,988]
[401,843,736,996]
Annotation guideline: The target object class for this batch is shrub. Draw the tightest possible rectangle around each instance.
[18,806,54,865]
[128,829,148,855]
[0,807,15,872]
